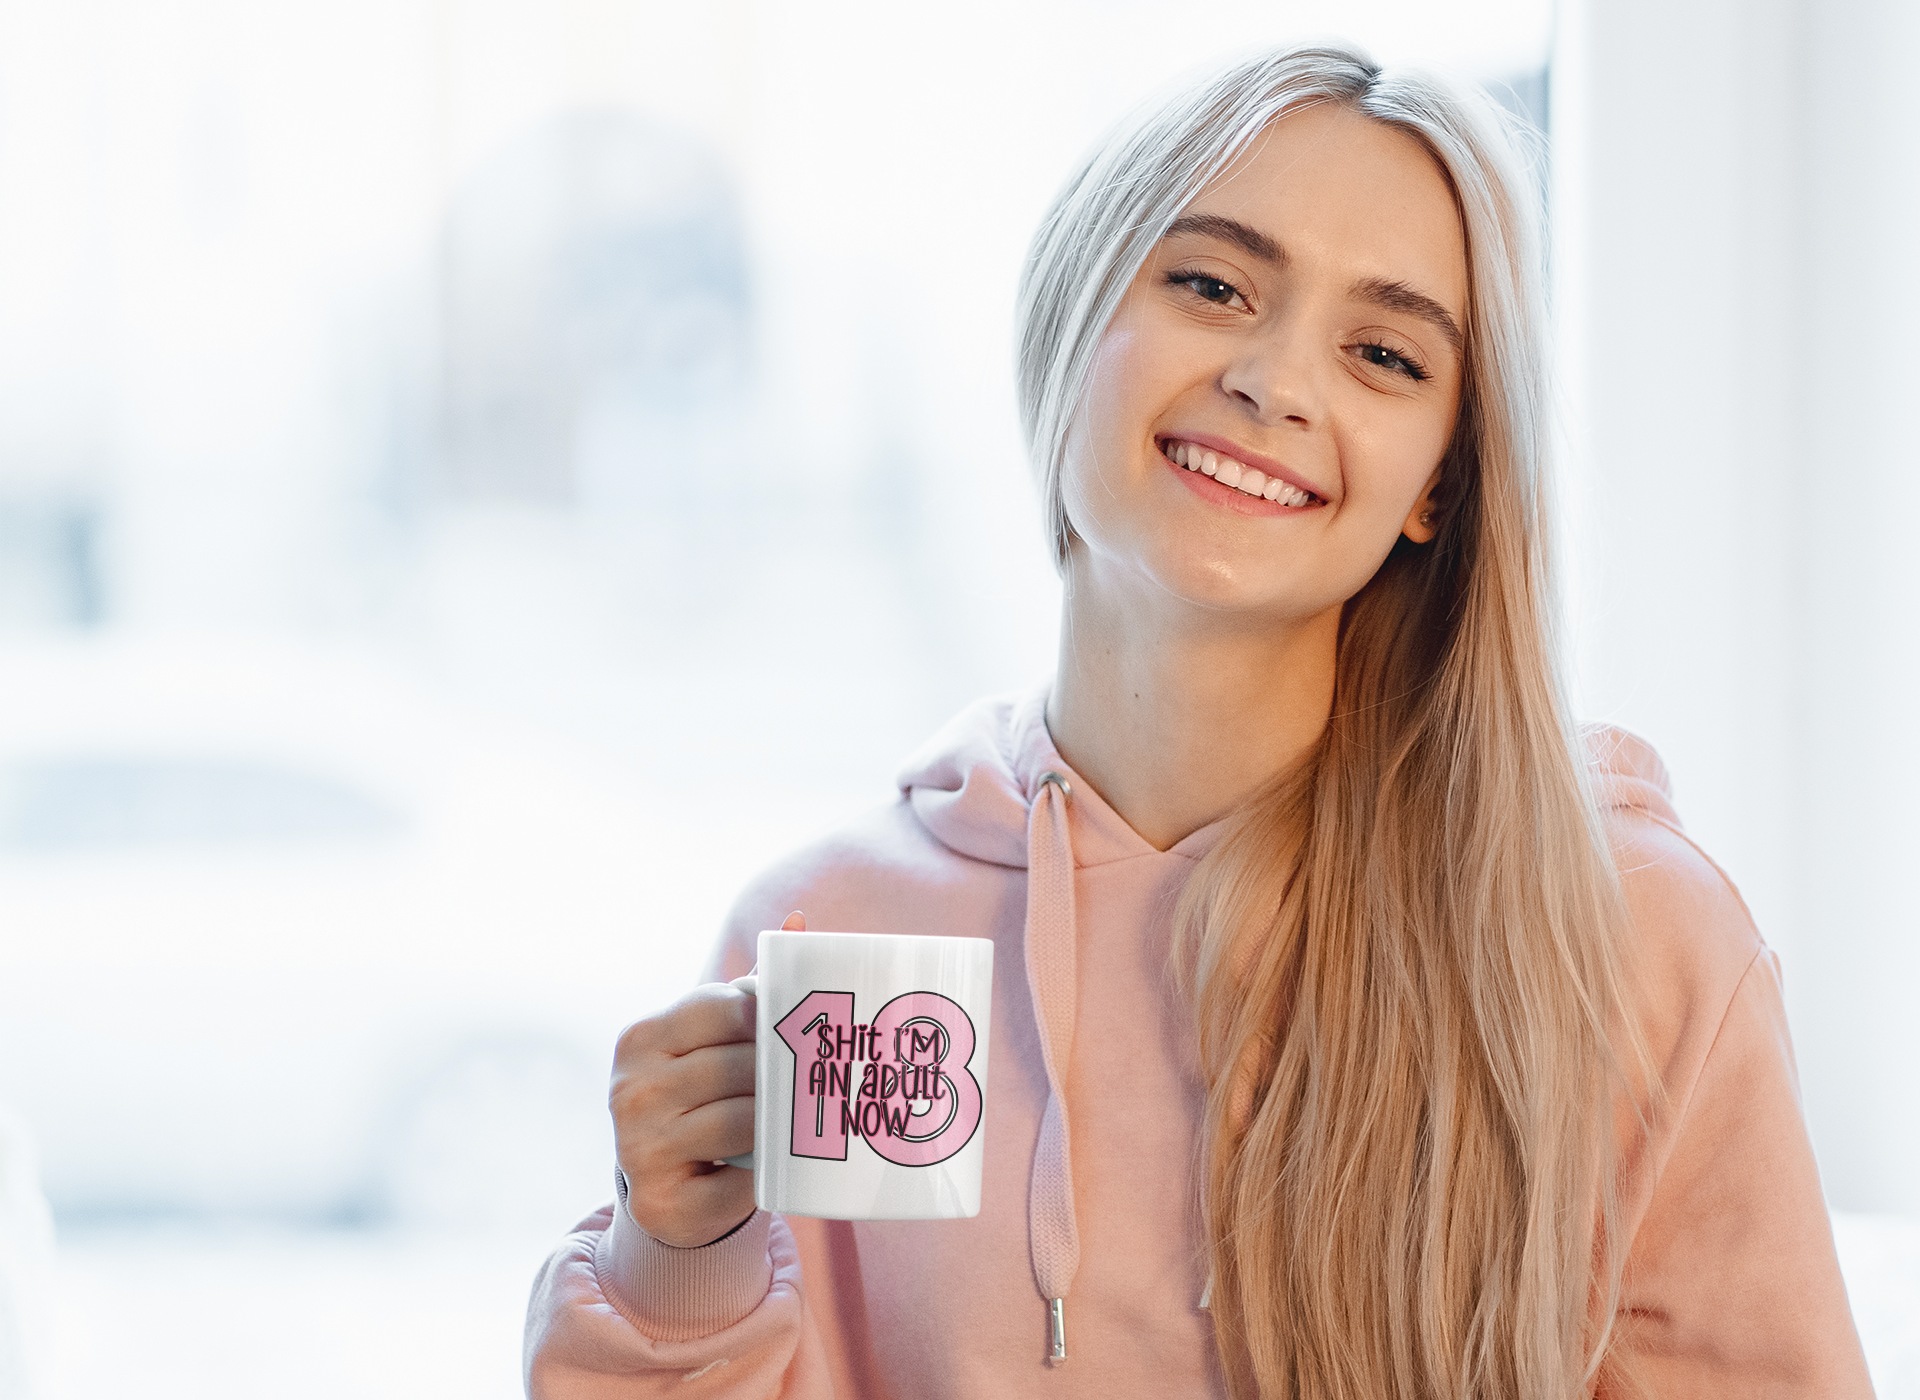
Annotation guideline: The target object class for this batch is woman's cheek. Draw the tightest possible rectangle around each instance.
[1354,416,1452,519]
[1060,338,1157,537]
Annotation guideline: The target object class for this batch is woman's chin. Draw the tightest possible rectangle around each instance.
[1125,559,1346,632]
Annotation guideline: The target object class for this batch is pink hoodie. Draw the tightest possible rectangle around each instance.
[525,688,1872,1398]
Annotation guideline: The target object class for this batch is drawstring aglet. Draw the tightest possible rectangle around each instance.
[1048,1297,1067,1363]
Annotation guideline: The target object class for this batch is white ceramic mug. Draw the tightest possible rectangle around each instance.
[727,930,993,1220]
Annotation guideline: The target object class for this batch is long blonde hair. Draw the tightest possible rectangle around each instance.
[1015,46,1641,1399]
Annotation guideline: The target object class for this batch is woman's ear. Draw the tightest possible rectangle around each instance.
[1401,467,1444,544]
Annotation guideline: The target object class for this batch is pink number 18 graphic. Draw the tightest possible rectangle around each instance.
[772,990,982,1167]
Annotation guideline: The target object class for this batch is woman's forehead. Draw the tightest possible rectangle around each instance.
[1179,104,1468,314]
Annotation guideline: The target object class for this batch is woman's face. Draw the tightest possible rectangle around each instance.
[1062,102,1469,626]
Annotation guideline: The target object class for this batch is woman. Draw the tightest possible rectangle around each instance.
[526,45,1870,1398]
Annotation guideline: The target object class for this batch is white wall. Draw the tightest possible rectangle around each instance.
[1553,0,1920,1213]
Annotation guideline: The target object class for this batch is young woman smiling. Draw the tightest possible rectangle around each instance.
[526,45,1871,1399]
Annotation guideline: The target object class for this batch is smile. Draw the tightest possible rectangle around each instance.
[1162,439,1320,507]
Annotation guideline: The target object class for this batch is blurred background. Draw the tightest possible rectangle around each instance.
[0,0,1911,1395]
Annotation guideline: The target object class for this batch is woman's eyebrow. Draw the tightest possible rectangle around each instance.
[1350,276,1464,355]
[1162,213,1286,265]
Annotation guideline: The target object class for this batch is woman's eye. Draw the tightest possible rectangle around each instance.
[1167,271,1248,310]
[1356,342,1429,382]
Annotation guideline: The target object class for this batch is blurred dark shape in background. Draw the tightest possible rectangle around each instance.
[0,495,106,630]
[436,110,751,509]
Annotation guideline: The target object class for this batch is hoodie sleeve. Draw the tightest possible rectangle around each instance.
[1600,947,1873,1397]
[524,1200,836,1399]
[1586,751,1874,1400]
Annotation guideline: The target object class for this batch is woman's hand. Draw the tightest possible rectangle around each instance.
[608,911,803,1248]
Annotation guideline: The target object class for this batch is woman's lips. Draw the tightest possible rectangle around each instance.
[1157,436,1326,512]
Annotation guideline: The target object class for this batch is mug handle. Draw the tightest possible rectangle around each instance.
[722,970,758,1171]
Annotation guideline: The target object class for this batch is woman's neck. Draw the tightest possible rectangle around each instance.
[1045,561,1338,852]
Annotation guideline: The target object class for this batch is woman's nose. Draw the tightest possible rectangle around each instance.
[1218,318,1322,427]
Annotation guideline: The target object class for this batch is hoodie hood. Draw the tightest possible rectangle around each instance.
[897,687,1211,870]
[890,694,1669,859]
[1586,723,1684,827]
[893,691,1043,869]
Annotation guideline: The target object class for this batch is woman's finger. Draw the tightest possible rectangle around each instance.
[623,1093,754,1194]
[615,983,755,1063]
[652,1039,754,1109]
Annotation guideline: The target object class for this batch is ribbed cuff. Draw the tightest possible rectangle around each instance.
[598,1200,774,1344]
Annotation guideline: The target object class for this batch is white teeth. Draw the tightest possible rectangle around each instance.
[1169,439,1314,504]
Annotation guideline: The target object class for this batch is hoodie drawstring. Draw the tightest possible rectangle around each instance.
[1024,770,1079,1364]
